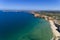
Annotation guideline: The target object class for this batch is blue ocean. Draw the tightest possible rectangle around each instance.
[0,11,53,40]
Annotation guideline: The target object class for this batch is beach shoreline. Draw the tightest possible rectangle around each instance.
[49,20,60,40]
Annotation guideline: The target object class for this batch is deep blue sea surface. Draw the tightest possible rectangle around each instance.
[0,11,53,40]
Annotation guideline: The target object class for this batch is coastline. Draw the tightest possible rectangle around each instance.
[49,20,60,40]
[32,12,60,40]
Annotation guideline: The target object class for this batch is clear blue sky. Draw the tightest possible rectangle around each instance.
[0,0,60,10]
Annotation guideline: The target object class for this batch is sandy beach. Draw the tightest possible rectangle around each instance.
[49,20,60,40]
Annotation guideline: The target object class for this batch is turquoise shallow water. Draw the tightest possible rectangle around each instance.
[0,11,53,40]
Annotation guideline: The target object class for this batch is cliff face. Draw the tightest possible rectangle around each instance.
[54,20,60,25]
